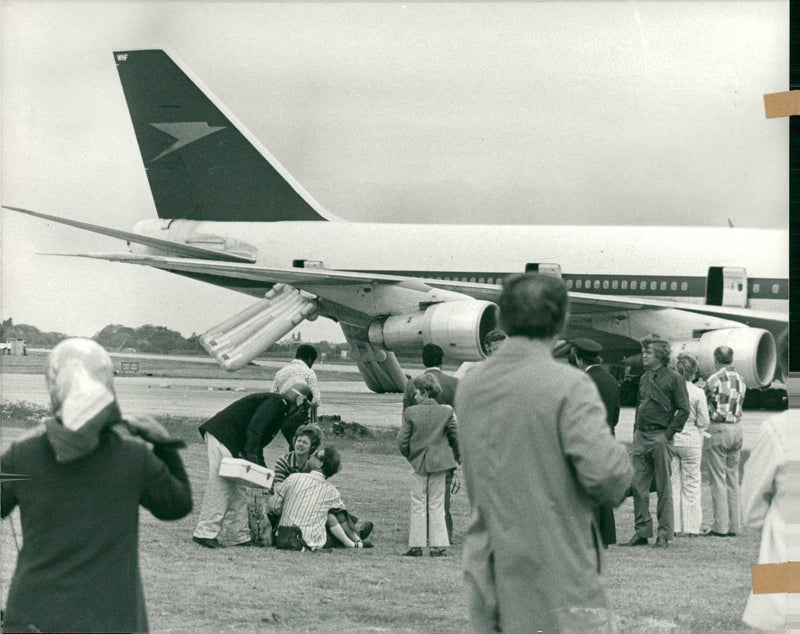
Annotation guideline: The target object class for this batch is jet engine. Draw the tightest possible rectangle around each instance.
[671,327,776,388]
[367,300,499,361]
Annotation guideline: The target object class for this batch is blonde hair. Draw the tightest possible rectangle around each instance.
[675,353,699,382]
[412,373,442,398]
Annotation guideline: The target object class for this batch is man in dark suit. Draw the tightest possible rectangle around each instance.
[192,380,312,548]
[403,343,459,541]
[570,338,621,546]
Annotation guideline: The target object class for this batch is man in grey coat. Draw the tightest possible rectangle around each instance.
[456,273,633,633]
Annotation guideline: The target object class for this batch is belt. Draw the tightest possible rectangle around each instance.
[636,424,667,433]
[710,419,740,425]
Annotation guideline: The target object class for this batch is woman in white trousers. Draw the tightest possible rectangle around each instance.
[671,353,710,536]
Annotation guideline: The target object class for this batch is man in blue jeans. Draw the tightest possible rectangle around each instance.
[622,334,690,549]
[702,346,746,537]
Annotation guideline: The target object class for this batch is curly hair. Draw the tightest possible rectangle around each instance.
[293,424,322,452]
[640,334,671,367]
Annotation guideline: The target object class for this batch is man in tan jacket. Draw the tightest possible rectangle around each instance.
[456,273,632,632]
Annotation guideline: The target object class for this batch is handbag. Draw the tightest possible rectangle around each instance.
[275,525,310,551]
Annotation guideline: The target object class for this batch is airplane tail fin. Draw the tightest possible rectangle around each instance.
[113,49,334,222]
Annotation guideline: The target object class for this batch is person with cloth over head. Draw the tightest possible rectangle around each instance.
[192,378,312,548]
[0,338,192,633]
[456,273,632,632]
[569,337,621,547]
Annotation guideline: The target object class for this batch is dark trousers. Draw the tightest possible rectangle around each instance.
[630,429,674,540]
[444,469,454,542]
[280,409,311,450]
[594,503,616,546]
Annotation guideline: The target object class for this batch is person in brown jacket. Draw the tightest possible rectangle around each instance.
[398,373,460,557]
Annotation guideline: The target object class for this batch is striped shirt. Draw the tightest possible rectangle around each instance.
[705,367,746,423]
[273,451,302,486]
[268,471,344,549]
[272,360,321,407]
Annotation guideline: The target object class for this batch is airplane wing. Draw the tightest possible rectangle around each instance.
[430,278,787,329]
[3,206,256,263]
[55,251,786,326]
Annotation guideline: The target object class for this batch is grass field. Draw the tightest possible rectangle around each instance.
[1,403,761,632]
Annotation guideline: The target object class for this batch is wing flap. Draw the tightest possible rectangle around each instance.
[3,206,255,263]
[52,252,435,288]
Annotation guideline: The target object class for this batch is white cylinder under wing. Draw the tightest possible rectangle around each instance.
[367,300,498,362]
[671,327,776,388]
[200,284,318,371]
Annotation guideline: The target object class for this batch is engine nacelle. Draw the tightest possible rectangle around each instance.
[671,328,776,388]
[367,300,499,362]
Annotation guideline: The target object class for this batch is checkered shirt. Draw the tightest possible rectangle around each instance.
[704,367,746,423]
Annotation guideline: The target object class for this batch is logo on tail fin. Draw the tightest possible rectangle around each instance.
[150,122,226,161]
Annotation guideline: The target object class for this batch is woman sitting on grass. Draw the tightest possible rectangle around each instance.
[269,446,373,550]
[398,373,460,557]
[270,425,373,543]
[273,424,323,486]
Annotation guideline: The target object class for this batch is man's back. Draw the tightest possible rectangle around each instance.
[705,366,746,423]
[272,359,321,406]
[456,336,631,632]
[273,471,344,549]
[199,393,283,455]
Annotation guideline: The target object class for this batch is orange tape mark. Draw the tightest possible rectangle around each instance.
[764,91,800,119]
[751,562,800,594]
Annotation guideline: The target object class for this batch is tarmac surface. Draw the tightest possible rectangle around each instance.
[0,373,775,449]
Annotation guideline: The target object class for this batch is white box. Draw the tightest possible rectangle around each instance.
[218,458,274,489]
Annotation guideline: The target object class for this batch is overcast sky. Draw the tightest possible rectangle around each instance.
[1,2,789,344]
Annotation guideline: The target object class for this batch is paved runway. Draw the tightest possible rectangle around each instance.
[0,373,776,449]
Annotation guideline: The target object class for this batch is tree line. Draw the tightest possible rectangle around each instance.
[0,318,349,358]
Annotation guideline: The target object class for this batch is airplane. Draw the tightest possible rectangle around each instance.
[3,48,788,397]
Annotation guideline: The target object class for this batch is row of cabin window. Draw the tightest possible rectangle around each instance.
[565,279,780,294]
[427,276,781,296]
[751,282,782,295]
[567,279,687,292]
